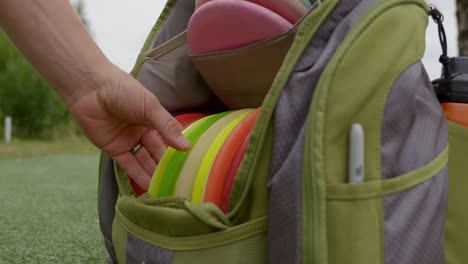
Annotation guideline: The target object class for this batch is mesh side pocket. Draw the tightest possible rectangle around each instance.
[326,148,448,264]
[99,156,119,263]
[126,234,173,264]
[383,167,447,264]
[381,61,448,264]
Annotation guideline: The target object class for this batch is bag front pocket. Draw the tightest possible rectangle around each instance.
[190,30,295,110]
[326,146,448,264]
[113,195,268,264]
[138,31,215,113]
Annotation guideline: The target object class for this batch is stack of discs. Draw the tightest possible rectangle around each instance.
[147,108,260,213]
[129,113,207,196]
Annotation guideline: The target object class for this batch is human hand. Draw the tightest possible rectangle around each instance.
[0,0,191,190]
[69,65,190,190]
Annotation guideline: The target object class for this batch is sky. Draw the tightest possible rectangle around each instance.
[79,0,166,72]
[424,0,458,78]
[80,0,458,79]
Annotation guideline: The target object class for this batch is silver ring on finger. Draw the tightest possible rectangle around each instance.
[130,142,143,155]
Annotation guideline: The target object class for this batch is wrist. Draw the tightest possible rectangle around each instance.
[64,60,116,108]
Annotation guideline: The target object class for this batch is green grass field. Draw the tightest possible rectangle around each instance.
[0,139,107,263]
[0,137,97,158]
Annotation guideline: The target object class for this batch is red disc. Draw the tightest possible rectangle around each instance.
[177,113,207,127]
[154,113,207,147]
[130,180,146,196]
[219,133,251,213]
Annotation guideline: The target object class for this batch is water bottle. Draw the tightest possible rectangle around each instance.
[433,57,468,127]
[429,6,468,127]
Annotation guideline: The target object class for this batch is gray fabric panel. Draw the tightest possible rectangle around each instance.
[152,0,195,49]
[98,156,119,263]
[381,61,448,179]
[126,234,173,264]
[383,167,448,264]
[138,39,214,113]
[138,3,222,113]
[267,0,376,263]
[382,62,448,263]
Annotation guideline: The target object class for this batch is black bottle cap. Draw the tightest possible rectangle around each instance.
[434,57,468,103]
[445,57,468,77]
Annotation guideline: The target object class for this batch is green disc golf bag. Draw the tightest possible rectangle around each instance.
[97,0,466,263]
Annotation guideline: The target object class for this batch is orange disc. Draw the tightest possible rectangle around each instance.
[203,109,260,207]
[442,102,468,127]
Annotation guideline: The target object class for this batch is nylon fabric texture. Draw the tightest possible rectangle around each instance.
[172,233,267,264]
[126,233,173,264]
[382,61,448,263]
[138,31,213,112]
[268,0,374,263]
[98,156,119,263]
[445,121,468,264]
[305,0,431,263]
[381,61,448,180]
[130,0,178,77]
[151,0,195,49]
[383,167,447,264]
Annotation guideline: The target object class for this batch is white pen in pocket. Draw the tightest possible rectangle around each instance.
[349,124,364,184]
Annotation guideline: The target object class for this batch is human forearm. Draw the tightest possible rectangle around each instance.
[0,0,191,188]
[0,0,111,107]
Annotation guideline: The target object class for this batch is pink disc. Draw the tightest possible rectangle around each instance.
[195,0,307,24]
[188,0,293,55]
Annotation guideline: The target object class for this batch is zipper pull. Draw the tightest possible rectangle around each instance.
[429,5,444,24]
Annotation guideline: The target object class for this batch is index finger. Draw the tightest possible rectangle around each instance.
[143,96,191,151]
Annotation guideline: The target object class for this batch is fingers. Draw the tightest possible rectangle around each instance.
[141,130,166,162]
[113,152,151,190]
[96,71,190,151]
[133,147,157,176]
[142,91,191,151]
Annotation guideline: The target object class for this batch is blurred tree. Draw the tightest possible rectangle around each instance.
[0,31,72,138]
[0,0,90,138]
[458,0,468,55]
